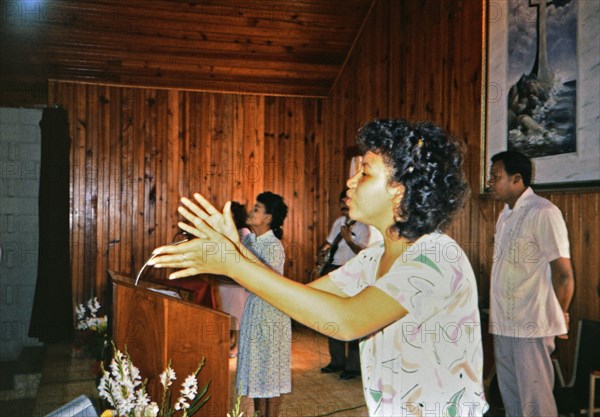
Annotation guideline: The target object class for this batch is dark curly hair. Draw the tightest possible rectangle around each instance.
[357,119,469,241]
[256,191,288,239]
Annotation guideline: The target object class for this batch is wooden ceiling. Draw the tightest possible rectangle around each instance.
[1,0,375,99]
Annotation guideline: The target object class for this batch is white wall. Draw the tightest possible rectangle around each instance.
[0,107,43,360]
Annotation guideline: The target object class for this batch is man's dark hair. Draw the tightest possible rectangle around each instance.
[491,151,533,187]
[357,119,469,241]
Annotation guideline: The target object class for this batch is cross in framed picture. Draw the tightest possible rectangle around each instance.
[482,0,599,191]
[528,0,568,85]
[506,0,576,158]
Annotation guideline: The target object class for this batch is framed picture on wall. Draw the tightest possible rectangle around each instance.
[481,0,600,192]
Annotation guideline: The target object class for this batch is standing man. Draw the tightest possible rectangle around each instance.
[317,190,370,380]
[488,151,574,417]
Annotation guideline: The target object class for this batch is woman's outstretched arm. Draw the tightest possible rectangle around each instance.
[149,194,407,340]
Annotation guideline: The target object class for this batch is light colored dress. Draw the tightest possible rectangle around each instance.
[236,230,291,398]
[330,232,488,417]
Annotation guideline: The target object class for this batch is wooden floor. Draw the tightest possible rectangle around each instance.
[234,325,368,417]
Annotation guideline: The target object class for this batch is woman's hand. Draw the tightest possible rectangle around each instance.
[148,219,243,280]
[148,237,240,279]
[178,193,240,243]
[148,193,243,279]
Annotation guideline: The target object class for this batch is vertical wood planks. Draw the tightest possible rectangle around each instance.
[49,82,335,303]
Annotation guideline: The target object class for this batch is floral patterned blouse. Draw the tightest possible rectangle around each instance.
[330,232,488,417]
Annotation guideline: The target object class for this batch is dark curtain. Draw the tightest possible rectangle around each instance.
[29,106,73,342]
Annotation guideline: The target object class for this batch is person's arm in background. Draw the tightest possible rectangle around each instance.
[319,217,341,256]
[537,205,575,340]
[341,222,370,254]
[314,219,339,271]
[550,257,574,339]
[316,240,332,261]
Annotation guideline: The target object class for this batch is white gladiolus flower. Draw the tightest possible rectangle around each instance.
[144,402,159,417]
[88,297,101,314]
[174,397,188,411]
[97,343,207,417]
[133,397,156,417]
[75,304,86,320]
[135,388,151,408]
[75,297,108,332]
[98,374,118,408]
[180,374,199,400]
[159,366,176,388]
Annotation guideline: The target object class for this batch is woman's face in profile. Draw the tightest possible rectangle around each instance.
[247,201,271,228]
[345,151,404,230]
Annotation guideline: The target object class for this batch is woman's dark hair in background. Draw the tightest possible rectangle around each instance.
[491,150,533,187]
[256,192,288,240]
[230,201,249,230]
[357,119,469,241]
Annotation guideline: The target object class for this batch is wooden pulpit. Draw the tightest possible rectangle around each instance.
[109,271,230,417]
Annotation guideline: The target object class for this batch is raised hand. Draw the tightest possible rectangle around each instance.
[148,214,241,280]
[148,193,242,279]
[178,193,240,243]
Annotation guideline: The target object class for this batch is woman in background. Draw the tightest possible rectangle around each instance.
[236,192,290,417]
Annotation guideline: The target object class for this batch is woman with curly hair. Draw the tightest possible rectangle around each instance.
[150,119,488,416]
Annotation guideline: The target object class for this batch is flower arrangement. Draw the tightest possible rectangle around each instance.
[75,297,107,333]
[74,297,110,362]
[98,344,210,417]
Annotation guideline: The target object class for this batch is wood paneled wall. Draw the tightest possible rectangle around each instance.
[48,81,350,304]
[322,0,599,378]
